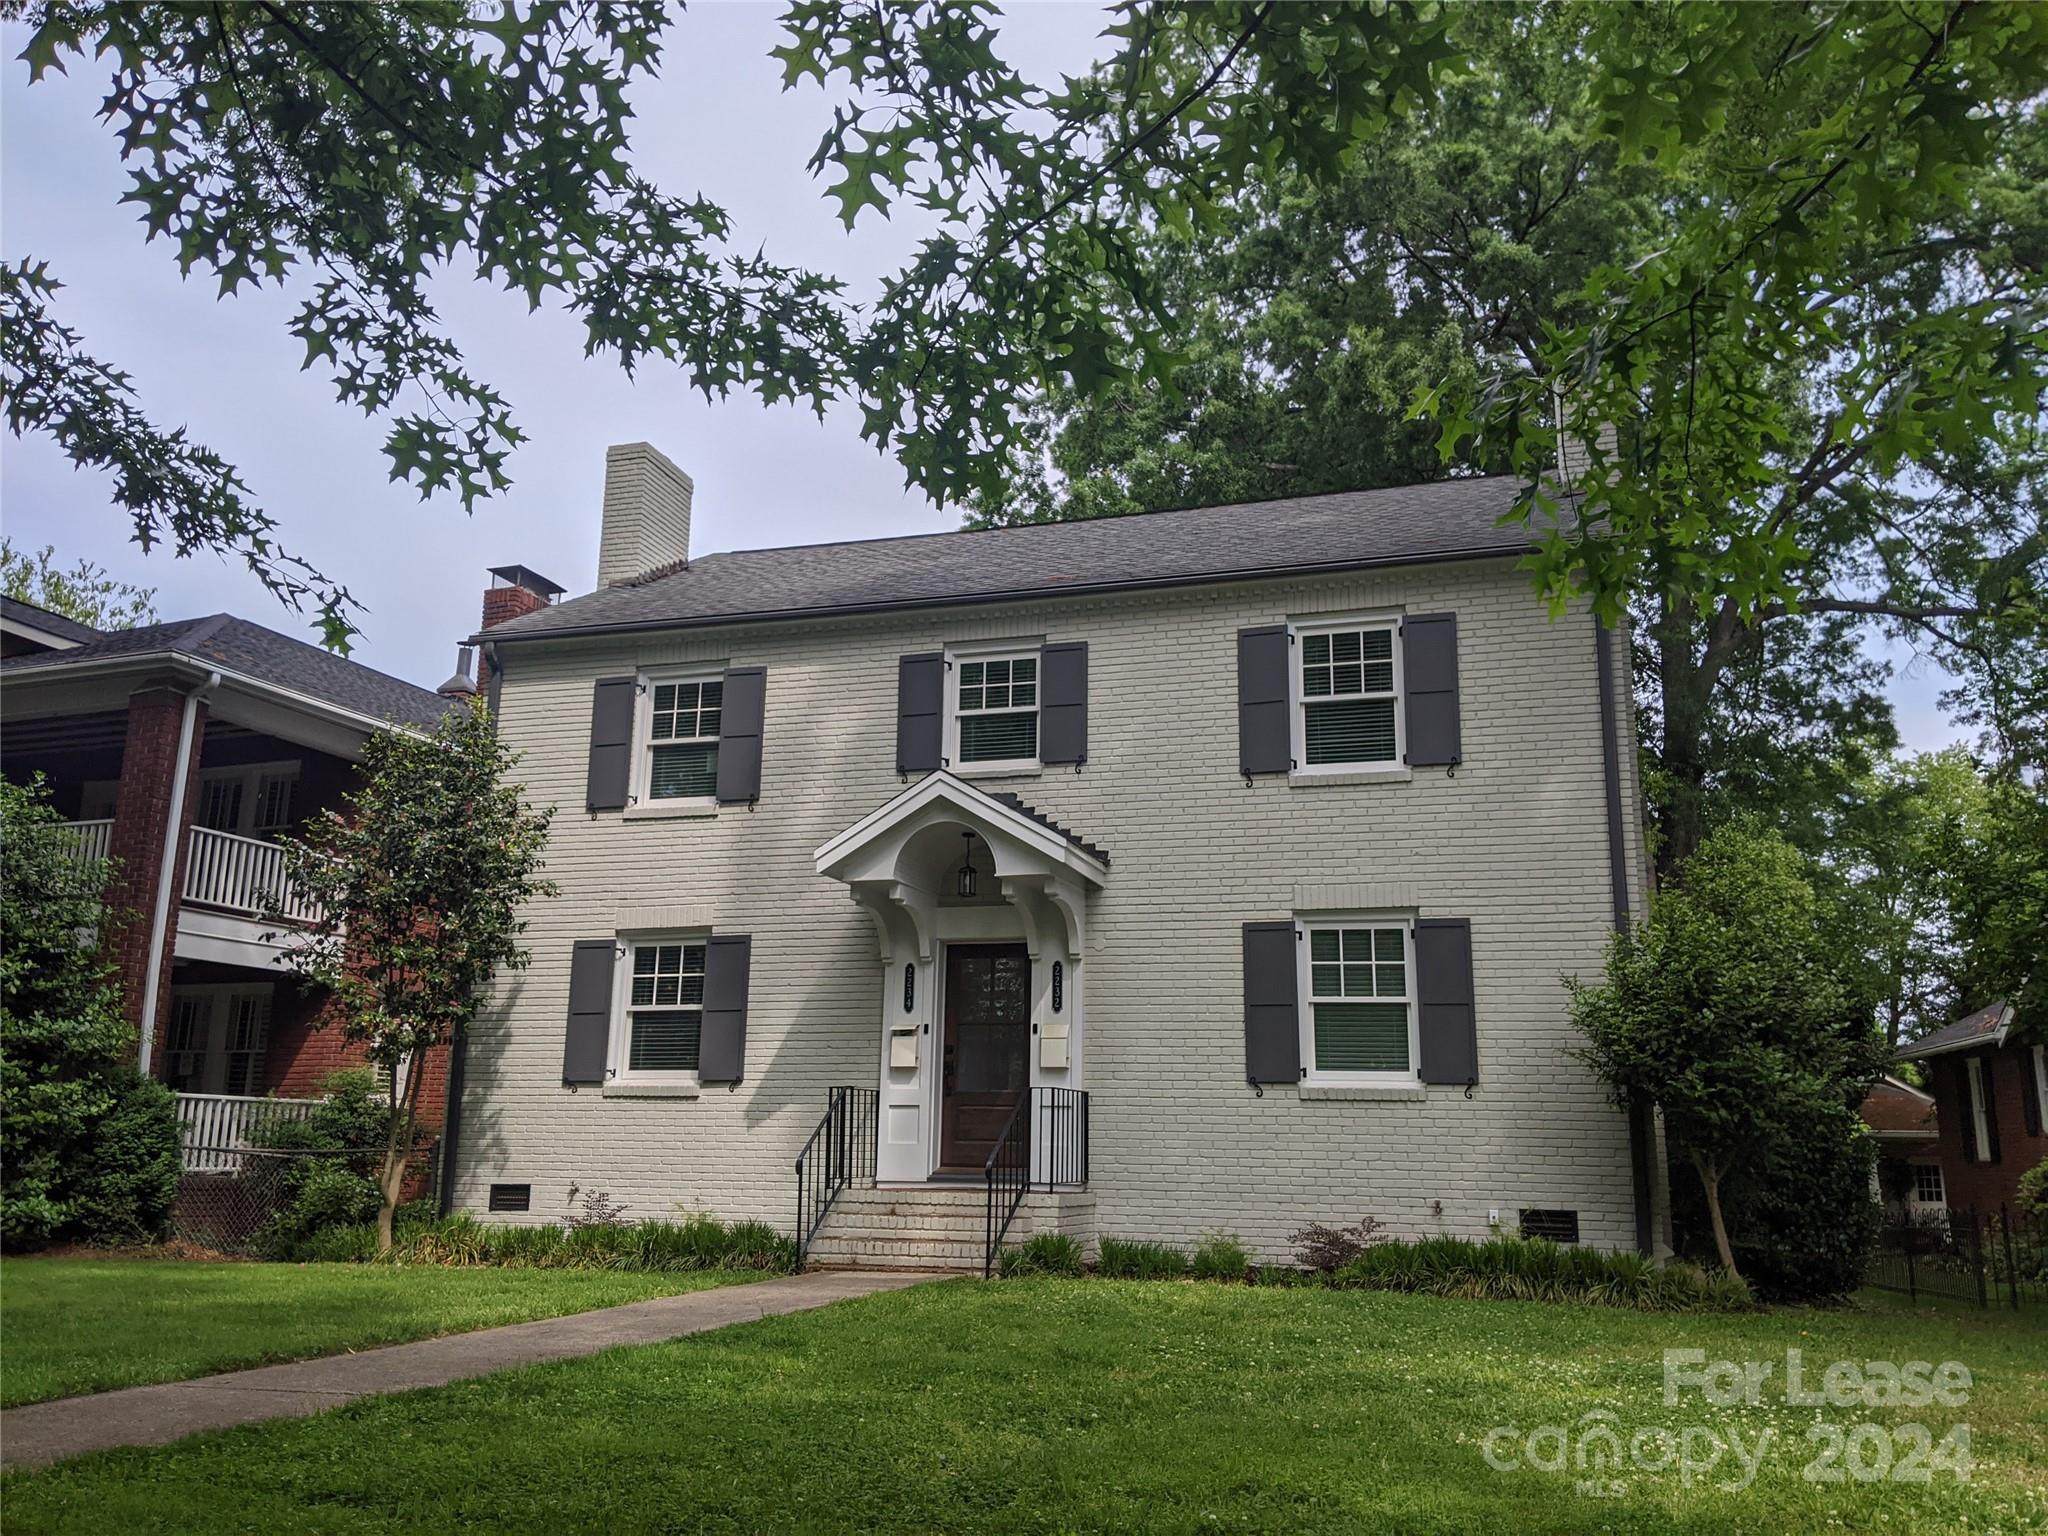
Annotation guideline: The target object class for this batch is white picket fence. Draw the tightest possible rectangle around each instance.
[182,826,323,925]
[175,1092,322,1173]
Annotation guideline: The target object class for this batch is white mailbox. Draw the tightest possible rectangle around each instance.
[889,1027,919,1070]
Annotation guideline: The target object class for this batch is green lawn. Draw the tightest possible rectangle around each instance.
[0,1260,765,1407]
[6,1279,2044,1532]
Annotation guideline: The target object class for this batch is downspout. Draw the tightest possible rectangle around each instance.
[137,670,220,1075]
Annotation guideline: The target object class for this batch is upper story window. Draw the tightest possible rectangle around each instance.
[640,674,722,803]
[950,647,1039,771]
[197,763,299,836]
[1964,1055,1994,1163]
[614,936,706,1081]
[1297,918,1416,1084]
[1293,616,1402,772]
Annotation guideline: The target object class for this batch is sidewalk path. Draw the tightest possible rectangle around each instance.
[2,1268,936,1470]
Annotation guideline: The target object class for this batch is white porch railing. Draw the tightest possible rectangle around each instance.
[61,818,114,868]
[175,1092,323,1173]
[182,826,323,925]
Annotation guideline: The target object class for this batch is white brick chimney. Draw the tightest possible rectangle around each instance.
[596,442,693,587]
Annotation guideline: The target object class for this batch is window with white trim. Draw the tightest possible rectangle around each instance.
[1298,918,1416,1082]
[196,762,301,835]
[165,994,210,1091]
[613,936,706,1080]
[639,675,722,803]
[164,985,271,1095]
[1912,1163,1944,1205]
[2034,1044,2048,1135]
[221,991,269,1095]
[950,648,1039,769]
[1293,616,1403,771]
[1966,1056,1993,1162]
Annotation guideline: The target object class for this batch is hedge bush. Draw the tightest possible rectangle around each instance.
[278,1210,799,1272]
[1095,1237,1187,1279]
[247,1069,394,1258]
[1328,1234,1751,1311]
[997,1231,1085,1277]
[1190,1232,1250,1281]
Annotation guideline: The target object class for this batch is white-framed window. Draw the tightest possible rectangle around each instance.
[1913,1162,1945,1206]
[196,762,301,836]
[1296,916,1417,1084]
[2034,1044,2048,1136]
[1291,613,1403,773]
[609,934,707,1083]
[164,984,271,1096]
[635,673,723,805]
[1965,1056,1993,1163]
[947,644,1040,772]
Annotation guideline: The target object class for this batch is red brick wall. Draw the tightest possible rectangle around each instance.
[103,687,206,1064]
[261,982,448,1133]
[1926,1043,2048,1214]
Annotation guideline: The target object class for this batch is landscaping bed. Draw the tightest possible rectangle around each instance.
[5,1280,2043,1531]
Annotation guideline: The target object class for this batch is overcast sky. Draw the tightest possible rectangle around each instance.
[0,3,1963,750]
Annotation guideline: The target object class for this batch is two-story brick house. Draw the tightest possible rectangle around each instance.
[1897,1001,2047,1217]
[0,594,467,1151]
[447,443,1666,1268]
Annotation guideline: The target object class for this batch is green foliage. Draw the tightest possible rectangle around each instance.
[2017,1159,2048,1224]
[1189,1232,1250,1283]
[0,538,155,630]
[248,1070,419,1260]
[252,1067,400,1170]
[279,696,554,1246]
[1329,1235,1751,1312]
[1929,776,2048,1041]
[250,1159,383,1262]
[997,1231,1085,1278]
[265,1208,798,1272]
[1093,1237,1187,1280]
[1,776,180,1248]
[1570,822,1889,1285]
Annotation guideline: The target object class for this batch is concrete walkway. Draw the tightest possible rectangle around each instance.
[2,1268,935,1471]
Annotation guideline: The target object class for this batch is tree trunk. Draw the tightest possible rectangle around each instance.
[1692,1150,1740,1280]
[375,1052,423,1253]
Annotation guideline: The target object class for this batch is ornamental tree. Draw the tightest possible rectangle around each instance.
[1568,822,1888,1283]
[277,695,554,1249]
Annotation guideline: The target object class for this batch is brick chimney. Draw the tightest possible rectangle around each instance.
[477,565,564,694]
[597,442,693,587]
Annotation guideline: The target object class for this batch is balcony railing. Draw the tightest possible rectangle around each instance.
[61,817,113,868]
[175,1092,322,1173]
[183,826,323,925]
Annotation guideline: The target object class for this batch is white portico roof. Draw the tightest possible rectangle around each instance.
[813,771,1109,887]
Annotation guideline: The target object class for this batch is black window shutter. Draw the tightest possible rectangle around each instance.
[586,676,637,811]
[2024,1047,2044,1139]
[1242,921,1300,1084]
[1403,613,1461,767]
[1415,917,1478,1085]
[562,939,616,1084]
[1039,642,1088,765]
[896,653,945,774]
[715,666,767,803]
[1981,1056,2001,1164]
[1237,626,1292,777]
[699,934,753,1083]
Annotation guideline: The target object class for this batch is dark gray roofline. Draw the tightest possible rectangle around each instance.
[470,538,1530,648]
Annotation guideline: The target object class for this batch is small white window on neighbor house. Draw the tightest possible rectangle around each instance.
[951,649,1038,770]
[1293,616,1402,772]
[1298,919,1417,1084]
[639,675,722,803]
[612,937,706,1081]
[1966,1056,1993,1162]
[1913,1163,1945,1206]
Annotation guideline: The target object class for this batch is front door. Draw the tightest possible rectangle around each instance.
[939,944,1030,1171]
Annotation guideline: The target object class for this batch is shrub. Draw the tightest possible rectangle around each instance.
[1290,1217,1387,1272]
[250,1159,382,1260]
[254,1068,401,1172]
[357,1211,799,1274]
[1330,1234,1750,1311]
[2017,1157,2048,1223]
[998,1232,1085,1277]
[1190,1232,1250,1282]
[1095,1237,1187,1280]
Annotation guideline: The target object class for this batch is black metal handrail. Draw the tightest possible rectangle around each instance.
[983,1086,1090,1277]
[794,1085,877,1266]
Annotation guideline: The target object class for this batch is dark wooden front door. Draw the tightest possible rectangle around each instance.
[940,944,1030,1171]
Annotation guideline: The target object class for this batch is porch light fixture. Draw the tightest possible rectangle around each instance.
[957,830,978,899]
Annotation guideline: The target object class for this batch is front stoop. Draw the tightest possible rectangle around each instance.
[805,1186,1098,1272]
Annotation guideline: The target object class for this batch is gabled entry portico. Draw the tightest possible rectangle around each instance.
[815,772,1108,1186]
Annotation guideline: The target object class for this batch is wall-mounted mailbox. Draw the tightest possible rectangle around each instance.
[889,1027,919,1069]
[1039,1021,1070,1070]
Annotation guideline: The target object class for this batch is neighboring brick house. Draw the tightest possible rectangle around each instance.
[445,442,1666,1269]
[0,594,470,1151]
[1897,1002,2048,1216]
[1859,1074,1944,1216]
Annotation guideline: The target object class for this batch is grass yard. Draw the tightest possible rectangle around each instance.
[0,1260,766,1407]
[4,1280,2044,1533]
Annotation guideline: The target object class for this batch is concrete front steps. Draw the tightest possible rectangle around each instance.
[805,1185,1098,1273]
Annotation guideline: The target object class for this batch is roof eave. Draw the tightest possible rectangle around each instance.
[1895,1024,2010,1062]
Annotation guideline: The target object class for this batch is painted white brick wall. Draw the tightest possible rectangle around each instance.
[458,556,1657,1259]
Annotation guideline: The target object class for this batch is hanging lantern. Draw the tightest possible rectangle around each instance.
[957,830,978,899]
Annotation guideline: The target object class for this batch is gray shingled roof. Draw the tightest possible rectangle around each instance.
[0,594,102,646]
[484,475,1528,641]
[0,613,454,729]
[1896,1000,2014,1061]
[989,792,1109,867]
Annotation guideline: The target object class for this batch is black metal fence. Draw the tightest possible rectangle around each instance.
[794,1086,878,1264]
[171,1145,439,1255]
[1866,1205,2046,1310]
[983,1086,1090,1277]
